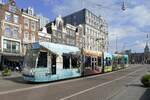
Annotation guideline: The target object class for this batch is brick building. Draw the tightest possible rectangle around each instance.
[0,0,39,70]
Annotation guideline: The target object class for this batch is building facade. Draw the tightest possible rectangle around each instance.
[63,9,108,75]
[46,15,84,48]
[63,8,108,52]
[38,27,51,42]
[0,1,23,66]
[37,14,50,29]
[21,7,39,55]
[129,43,150,64]
[0,1,39,70]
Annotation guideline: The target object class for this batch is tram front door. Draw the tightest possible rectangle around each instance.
[51,54,56,75]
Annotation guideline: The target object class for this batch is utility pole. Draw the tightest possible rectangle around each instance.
[115,33,118,53]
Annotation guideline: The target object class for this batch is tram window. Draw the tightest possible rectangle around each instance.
[124,58,127,64]
[118,58,123,64]
[105,57,112,66]
[37,52,47,68]
[85,56,91,68]
[63,55,70,69]
[98,57,101,66]
[24,49,39,68]
[71,56,78,68]
[118,58,120,64]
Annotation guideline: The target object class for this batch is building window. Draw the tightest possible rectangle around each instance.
[53,31,57,36]
[31,32,35,42]
[62,34,65,39]
[24,31,29,42]
[3,40,20,53]
[16,42,20,51]
[12,41,20,53]
[31,21,36,31]
[5,12,11,22]
[86,27,89,34]
[3,40,11,52]
[13,26,19,38]
[24,19,29,29]
[87,11,90,17]
[4,24,11,37]
[73,15,76,20]
[14,15,19,24]
[58,32,62,39]
[12,41,16,53]
[58,22,63,30]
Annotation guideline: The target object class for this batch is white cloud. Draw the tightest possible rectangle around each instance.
[129,40,146,52]
[109,26,138,41]
[125,5,150,28]
[45,0,149,52]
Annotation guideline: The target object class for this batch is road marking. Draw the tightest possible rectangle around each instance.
[0,65,142,95]
[85,65,139,79]
[60,67,144,100]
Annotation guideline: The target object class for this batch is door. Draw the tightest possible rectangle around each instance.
[51,54,56,75]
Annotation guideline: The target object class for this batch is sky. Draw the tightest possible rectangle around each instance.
[3,0,150,53]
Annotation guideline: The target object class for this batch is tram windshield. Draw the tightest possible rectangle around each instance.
[105,57,112,66]
[24,49,39,68]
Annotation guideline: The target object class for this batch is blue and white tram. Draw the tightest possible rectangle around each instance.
[22,42,81,82]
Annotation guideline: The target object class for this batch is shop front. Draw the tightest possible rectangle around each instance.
[0,53,24,71]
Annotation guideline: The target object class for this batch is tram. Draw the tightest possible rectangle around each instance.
[22,42,81,82]
[22,42,129,82]
[104,52,113,72]
[123,54,129,67]
[112,54,128,71]
[83,50,103,76]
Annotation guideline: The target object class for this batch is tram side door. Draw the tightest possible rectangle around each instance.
[51,54,56,75]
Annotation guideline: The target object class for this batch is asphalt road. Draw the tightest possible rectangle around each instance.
[0,64,149,100]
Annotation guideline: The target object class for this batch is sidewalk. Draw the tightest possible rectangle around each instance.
[0,71,22,79]
[110,73,150,100]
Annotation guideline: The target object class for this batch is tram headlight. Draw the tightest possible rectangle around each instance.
[30,70,35,76]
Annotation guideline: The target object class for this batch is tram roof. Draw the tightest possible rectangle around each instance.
[104,52,112,58]
[39,42,80,55]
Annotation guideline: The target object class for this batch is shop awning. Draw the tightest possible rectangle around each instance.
[1,53,24,62]
[83,49,102,57]
[39,42,80,55]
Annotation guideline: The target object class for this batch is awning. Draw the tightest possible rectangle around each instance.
[2,55,24,62]
[83,49,102,57]
[39,42,80,55]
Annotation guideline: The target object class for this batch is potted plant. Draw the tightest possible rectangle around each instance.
[141,74,150,87]
[2,68,12,76]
